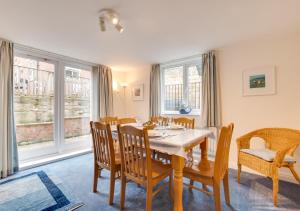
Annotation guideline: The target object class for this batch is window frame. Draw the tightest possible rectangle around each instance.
[160,57,202,115]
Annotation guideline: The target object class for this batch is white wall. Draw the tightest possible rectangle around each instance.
[111,71,127,117]
[218,32,300,181]
[124,68,151,122]
[112,65,151,122]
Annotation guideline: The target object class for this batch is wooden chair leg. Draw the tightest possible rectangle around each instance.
[189,179,194,191]
[169,173,174,200]
[237,164,241,183]
[98,168,102,177]
[213,182,222,211]
[120,174,126,209]
[203,184,208,191]
[93,163,99,192]
[108,170,116,205]
[223,171,230,205]
[289,165,300,183]
[272,177,278,207]
[146,186,153,211]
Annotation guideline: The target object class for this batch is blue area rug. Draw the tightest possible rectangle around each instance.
[0,171,84,211]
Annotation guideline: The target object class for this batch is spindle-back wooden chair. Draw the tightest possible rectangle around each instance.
[184,123,234,211]
[100,116,119,125]
[90,121,121,205]
[118,117,137,124]
[117,125,173,211]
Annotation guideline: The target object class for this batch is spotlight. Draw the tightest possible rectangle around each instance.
[98,9,124,33]
[99,17,106,32]
[115,23,124,33]
[110,14,119,25]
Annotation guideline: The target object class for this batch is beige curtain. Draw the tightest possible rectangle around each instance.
[0,39,19,178]
[92,65,113,119]
[149,64,161,117]
[200,51,221,128]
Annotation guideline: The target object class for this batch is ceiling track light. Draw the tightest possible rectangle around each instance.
[99,17,106,32]
[98,8,124,33]
[115,23,124,33]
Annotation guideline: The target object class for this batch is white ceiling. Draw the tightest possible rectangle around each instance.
[1,0,300,71]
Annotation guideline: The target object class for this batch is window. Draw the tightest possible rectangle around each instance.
[161,58,202,114]
[13,49,93,163]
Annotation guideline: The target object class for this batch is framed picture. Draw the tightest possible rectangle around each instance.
[131,84,144,101]
[243,66,276,96]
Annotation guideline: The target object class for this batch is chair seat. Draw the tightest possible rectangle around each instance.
[150,159,172,180]
[240,148,296,163]
[97,153,122,168]
[184,160,215,179]
[129,159,172,185]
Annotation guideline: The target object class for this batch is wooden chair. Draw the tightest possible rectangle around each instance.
[118,117,137,124]
[183,123,234,211]
[90,121,121,205]
[100,116,119,125]
[173,117,195,160]
[173,117,195,129]
[237,128,300,206]
[151,116,169,126]
[99,116,120,157]
[117,125,173,211]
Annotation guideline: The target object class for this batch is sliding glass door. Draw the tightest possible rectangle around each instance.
[63,66,92,150]
[14,52,92,163]
[14,55,57,161]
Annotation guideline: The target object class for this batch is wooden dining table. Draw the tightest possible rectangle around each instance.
[112,124,213,211]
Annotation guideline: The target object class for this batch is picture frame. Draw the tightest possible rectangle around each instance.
[131,84,144,101]
[243,66,276,96]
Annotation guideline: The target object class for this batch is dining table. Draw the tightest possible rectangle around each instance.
[112,123,214,211]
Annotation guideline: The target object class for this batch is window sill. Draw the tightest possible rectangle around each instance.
[19,149,92,171]
[161,111,200,116]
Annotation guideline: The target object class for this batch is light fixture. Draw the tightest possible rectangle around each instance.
[113,80,119,92]
[109,14,119,25]
[98,9,124,33]
[115,23,124,33]
[99,17,106,32]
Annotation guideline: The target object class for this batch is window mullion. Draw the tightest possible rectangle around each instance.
[183,65,188,106]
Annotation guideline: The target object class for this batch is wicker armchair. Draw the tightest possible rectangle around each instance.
[237,128,300,206]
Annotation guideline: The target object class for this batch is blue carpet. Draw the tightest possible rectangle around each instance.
[1,154,300,211]
[0,171,83,211]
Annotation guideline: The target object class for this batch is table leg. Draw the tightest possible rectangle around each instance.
[172,155,185,211]
[198,137,210,170]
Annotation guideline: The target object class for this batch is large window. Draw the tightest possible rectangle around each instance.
[13,50,92,163]
[161,59,202,114]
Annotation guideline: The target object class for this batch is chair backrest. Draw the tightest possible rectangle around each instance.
[214,123,234,180]
[118,117,137,124]
[173,117,195,129]
[90,121,115,169]
[100,116,119,125]
[151,116,169,126]
[117,125,152,185]
[249,128,300,155]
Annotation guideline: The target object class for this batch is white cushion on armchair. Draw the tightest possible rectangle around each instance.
[240,148,296,163]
